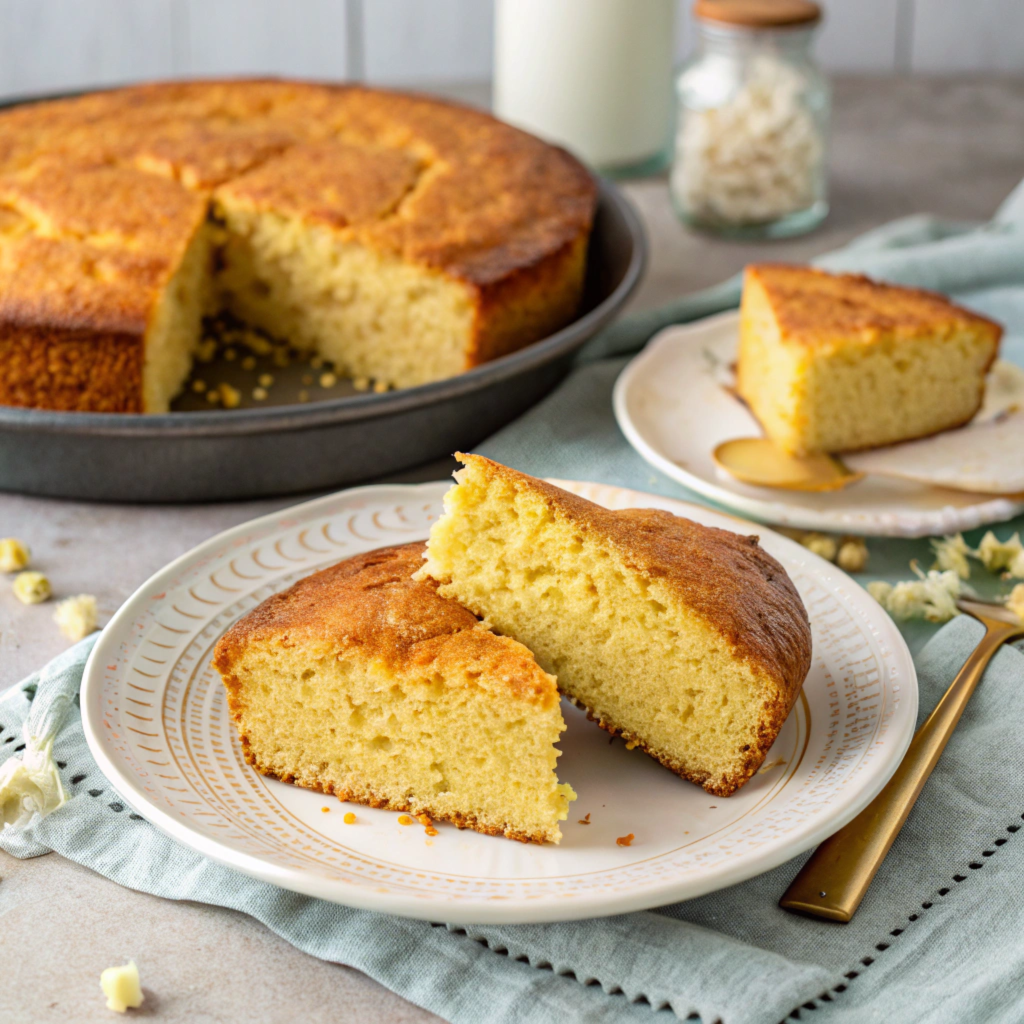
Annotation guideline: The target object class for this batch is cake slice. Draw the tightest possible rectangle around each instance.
[417,454,812,797]
[212,542,574,844]
[737,264,1002,455]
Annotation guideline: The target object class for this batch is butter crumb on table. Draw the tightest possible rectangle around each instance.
[0,537,30,572]
[100,960,144,1013]
[13,571,50,605]
[53,594,98,642]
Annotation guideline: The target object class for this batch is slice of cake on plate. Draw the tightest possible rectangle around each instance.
[737,264,1002,455]
[213,542,575,844]
[417,454,812,797]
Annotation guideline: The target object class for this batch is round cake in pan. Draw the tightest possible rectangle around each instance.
[0,80,597,412]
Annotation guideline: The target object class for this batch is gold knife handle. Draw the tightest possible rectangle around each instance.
[780,619,1021,922]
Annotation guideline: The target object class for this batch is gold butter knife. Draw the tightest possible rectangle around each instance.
[780,596,1024,923]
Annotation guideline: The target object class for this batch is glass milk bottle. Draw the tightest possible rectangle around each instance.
[493,0,677,175]
[672,0,830,237]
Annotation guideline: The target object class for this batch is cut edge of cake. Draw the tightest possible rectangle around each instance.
[212,542,576,844]
[737,263,1002,455]
[417,454,812,797]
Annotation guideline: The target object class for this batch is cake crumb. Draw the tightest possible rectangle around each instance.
[218,383,241,409]
[425,825,438,836]
[13,571,50,605]
[398,815,414,826]
[252,387,268,401]
[191,379,207,394]
[837,537,869,573]
[616,833,635,847]
[625,739,638,750]
[205,389,220,404]
[258,373,274,388]
[578,813,591,825]
[373,380,389,393]
[54,594,98,641]
[416,813,432,826]
[321,806,330,813]
[353,376,371,392]
[801,532,838,562]
[319,372,338,388]
[99,960,143,1013]
[195,338,217,362]
[0,537,30,572]
[344,812,357,825]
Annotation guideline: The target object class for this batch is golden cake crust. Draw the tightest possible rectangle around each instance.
[0,80,597,411]
[455,454,812,711]
[746,264,1003,351]
[213,542,559,708]
[213,541,564,844]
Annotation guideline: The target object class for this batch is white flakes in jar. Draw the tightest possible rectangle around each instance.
[673,55,823,226]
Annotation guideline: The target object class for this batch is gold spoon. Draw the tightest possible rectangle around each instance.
[713,437,864,493]
[780,596,1024,922]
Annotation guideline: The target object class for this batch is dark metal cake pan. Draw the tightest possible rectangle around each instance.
[0,178,644,503]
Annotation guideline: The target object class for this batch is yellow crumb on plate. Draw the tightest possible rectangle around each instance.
[344,812,357,825]
[616,833,635,847]
[397,815,414,826]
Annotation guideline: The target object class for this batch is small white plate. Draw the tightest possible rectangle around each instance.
[82,479,916,925]
[613,311,1024,538]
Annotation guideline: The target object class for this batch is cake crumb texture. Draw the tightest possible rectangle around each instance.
[737,264,1002,455]
[213,542,575,844]
[418,454,812,797]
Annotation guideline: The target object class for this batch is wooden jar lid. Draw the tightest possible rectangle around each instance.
[693,0,822,28]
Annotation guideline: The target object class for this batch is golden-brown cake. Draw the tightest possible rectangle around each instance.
[0,80,597,412]
[737,264,1002,455]
[212,542,575,844]
[417,454,812,797]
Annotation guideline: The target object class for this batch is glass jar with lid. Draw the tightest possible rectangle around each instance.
[671,0,830,238]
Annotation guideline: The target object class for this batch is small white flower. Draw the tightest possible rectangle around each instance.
[0,731,67,829]
[931,534,972,579]
[867,563,963,622]
[975,531,1024,578]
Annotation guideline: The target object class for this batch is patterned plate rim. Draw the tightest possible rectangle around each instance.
[81,479,918,925]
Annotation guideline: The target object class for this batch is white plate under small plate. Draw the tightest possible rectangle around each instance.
[613,311,1024,538]
[82,479,916,925]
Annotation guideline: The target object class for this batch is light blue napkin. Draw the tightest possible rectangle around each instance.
[5,183,1024,1023]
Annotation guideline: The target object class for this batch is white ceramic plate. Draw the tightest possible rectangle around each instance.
[613,311,1024,538]
[82,479,917,925]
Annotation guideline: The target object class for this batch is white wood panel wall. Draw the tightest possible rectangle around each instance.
[0,0,1020,101]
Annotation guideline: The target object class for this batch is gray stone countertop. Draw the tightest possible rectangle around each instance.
[1,75,1022,1023]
